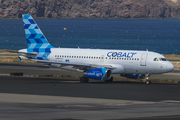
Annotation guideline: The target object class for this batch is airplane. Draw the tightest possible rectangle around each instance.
[18,14,174,84]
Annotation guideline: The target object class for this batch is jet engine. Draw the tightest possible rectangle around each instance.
[120,74,148,79]
[85,68,112,80]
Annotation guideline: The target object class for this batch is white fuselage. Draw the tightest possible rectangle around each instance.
[48,48,174,74]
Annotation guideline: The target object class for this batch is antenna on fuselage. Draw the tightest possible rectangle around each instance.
[76,45,80,49]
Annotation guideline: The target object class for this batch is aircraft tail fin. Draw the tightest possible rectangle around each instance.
[22,14,54,52]
[22,14,55,60]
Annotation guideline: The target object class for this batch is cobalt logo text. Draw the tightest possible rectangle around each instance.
[107,52,137,58]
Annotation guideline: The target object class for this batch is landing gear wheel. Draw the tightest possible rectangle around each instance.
[146,80,151,85]
[105,76,113,82]
[145,74,151,85]
[80,77,89,83]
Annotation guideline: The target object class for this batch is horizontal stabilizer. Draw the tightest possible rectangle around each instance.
[18,56,29,62]
[18,52,38,58]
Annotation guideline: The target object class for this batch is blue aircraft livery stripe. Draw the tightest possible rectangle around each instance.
[22,14,55,60]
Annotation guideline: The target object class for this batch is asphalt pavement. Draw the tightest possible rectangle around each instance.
[0,62,180,120]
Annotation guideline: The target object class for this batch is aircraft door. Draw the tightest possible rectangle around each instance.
[140,54,148,66]
[100,55,104,62]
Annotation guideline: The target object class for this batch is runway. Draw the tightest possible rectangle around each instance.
[1,76,180,119]
[0,62,180,119]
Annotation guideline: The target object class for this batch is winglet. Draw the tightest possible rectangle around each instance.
[18,56,23,62]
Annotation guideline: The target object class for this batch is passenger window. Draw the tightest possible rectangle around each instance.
[124,58,126,60]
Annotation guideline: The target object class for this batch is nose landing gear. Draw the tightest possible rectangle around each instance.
[145,74,151,85]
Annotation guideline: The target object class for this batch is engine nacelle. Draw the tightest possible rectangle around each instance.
[120,74,148,79]
[85,68,112,80]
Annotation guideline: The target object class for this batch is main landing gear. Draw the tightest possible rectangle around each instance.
[145,74,151,85]
[105,76,113,82]
[80,77,89,83]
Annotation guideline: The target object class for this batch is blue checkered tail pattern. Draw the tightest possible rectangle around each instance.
[22,14,55,60]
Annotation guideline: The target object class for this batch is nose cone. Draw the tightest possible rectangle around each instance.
[166,62,174,72]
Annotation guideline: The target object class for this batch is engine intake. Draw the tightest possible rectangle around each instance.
[85,68,112,80]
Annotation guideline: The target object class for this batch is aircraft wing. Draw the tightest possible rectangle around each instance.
[31,59,113,70]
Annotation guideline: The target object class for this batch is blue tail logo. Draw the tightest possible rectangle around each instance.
[22,14,55,60]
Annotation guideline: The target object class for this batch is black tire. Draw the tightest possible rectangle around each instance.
[146,80,151,85]
[105,76,113,82]
[80,77,89,83]
[84,77,89,83]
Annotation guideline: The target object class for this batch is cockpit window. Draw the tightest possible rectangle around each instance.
[161,58,167,61]
[154,58,167,61]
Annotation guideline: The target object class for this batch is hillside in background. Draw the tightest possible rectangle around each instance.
[0,0,180,19]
